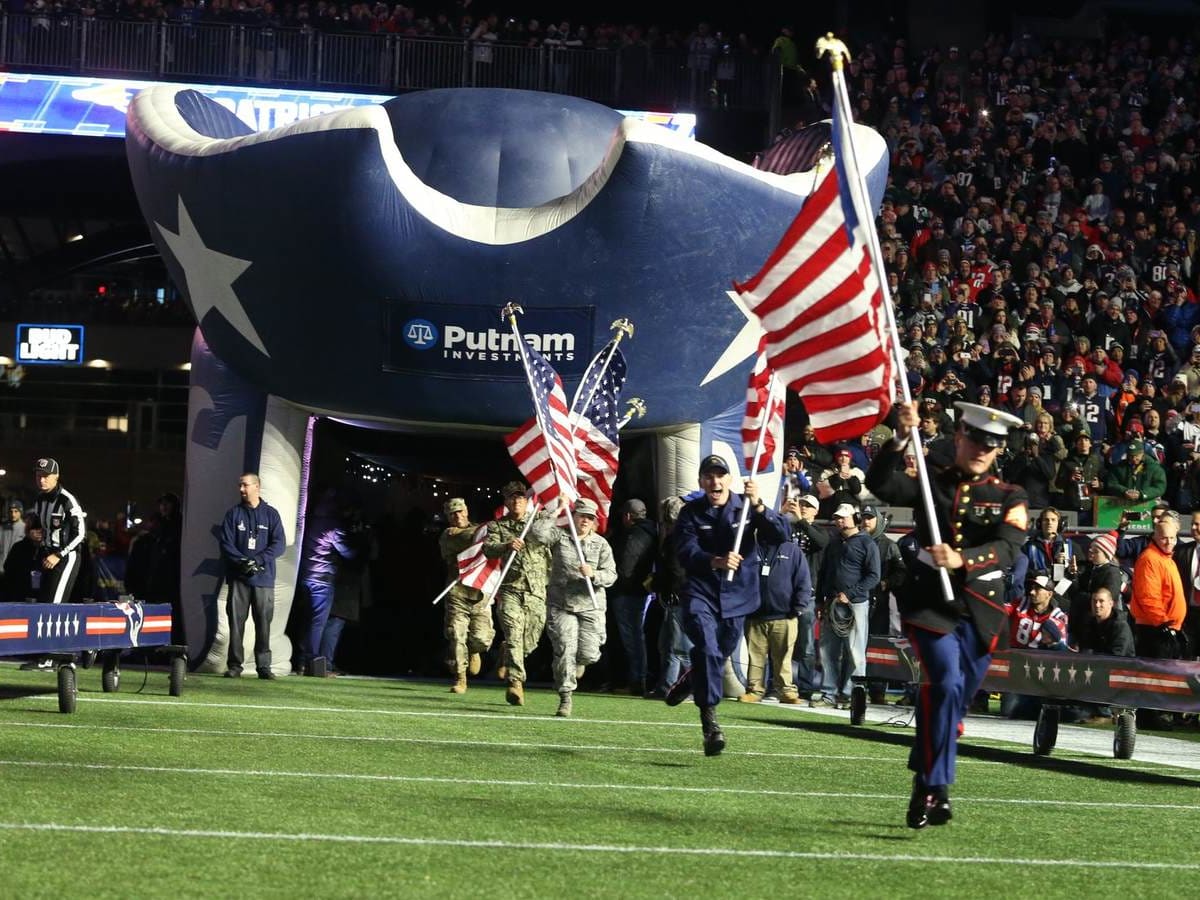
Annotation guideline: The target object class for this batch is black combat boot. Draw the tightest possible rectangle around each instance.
[700,706,726,756]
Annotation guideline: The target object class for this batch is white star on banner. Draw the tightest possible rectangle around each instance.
[1052,665,1061,683]
[36,616,43,639]
[72,615,80,636]
[700,291,764,387]
[1068,665,1077,684]
[1024,661,1031,679]
[156,197,268,357]
[1036,662,1046,681]
[1084,666,1094,684]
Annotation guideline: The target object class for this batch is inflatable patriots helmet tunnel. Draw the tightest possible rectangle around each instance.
[125,86,888,671]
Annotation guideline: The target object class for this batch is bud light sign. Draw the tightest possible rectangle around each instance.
[384,301,594,380]
[17,324,85,365]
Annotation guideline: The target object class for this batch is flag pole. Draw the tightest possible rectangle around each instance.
[818,35,955,604]
[617,397,646,430]
[568,318,635,432]
[727,371,778,583]
[502,302,597,605]
[432,503,543,606]
[483,501,542,605]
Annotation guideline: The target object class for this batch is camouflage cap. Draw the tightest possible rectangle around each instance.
[501,480,528,498]
[444,497,467,515]
[573,497,599,517]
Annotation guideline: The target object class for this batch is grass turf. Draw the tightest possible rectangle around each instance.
[0,664,1197,898]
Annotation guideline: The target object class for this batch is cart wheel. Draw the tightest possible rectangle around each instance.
[1113,712,1137,760]
[1033,705,1060,755]
[849,685,867,725]
[57,665,77,714]
[101,656,120,693]
[169,655,186,697]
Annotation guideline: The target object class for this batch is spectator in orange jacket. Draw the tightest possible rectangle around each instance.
[1130,511,1187,660]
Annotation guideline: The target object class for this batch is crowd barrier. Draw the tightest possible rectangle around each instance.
[0,600,184,711]
[863,635,1200,760]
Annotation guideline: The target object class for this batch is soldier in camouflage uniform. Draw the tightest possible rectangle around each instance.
[483,481,553,706]
[438,497,496,694]
[531,497,618,717]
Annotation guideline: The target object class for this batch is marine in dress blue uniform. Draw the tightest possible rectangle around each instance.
[674,454,788,755]
[866,402,1028,828]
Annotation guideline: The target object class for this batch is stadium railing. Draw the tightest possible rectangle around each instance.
[0,12,773,112]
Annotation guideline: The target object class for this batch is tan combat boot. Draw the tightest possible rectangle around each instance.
[505,680,524,706]
[496,642,509,681]
[556,691,573,718]
[450,673,467,694]
[468,652,482,676]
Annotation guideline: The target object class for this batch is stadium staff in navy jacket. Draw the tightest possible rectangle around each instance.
[674,454,787,756]
[738,529,813,704]
[219,472,287,680]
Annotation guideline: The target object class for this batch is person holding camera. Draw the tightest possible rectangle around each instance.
[219,472,286,680]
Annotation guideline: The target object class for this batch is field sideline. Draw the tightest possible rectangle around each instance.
[0,663,1198,898]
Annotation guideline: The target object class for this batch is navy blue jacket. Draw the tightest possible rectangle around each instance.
[818,530,881,605]
[676,493,788,619]
[754,539,813,620]
[219,500,286,588]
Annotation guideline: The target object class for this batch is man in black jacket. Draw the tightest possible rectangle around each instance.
[1075,586,1136,724]
[815,503,880,707]
[863,506,907,702]
[609,499,658,694]
[790,494,830,698]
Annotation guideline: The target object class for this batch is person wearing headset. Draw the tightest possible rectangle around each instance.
[813,502,880,709]
[1022,506,1074,578]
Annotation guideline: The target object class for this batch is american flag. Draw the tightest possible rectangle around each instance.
[754,122,832,176]
[569,341,627,533]
[742,335,785,473]
[734,93,892,444]
[504,337,579,508]
[455,525,505,596]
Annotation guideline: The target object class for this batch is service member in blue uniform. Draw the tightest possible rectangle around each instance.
[866,402,1028,828]
[674,454,788,756]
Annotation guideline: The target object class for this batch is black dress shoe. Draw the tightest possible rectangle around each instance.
[906,776,931,829]
[927,787,952,826]
[700,706,726,756]
[257,670,277,680]
[665,668,693,707]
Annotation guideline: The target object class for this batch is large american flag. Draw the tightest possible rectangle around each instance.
[504,337,579,508]
[734,93,892,443]
[570,341,627,533]
[742,335,785,473]
[455,525,505,596]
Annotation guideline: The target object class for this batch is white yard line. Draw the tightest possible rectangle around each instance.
[0,719,1003,765]
[0,821,1195,869]
[0,757,1194,812]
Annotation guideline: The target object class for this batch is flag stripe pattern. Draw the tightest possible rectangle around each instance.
[456,524,505,596]
[570,343,627,532]
[734,97,891,444]
[504,335,579,508]
[742,336,785,473]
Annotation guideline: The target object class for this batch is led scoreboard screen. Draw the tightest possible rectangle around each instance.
[0,71,697,140]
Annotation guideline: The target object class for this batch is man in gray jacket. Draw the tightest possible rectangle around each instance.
[534,498,618,718]
[816,503,881,708]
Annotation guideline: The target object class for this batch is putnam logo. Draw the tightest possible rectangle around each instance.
[441,326,575,363]
[403,319,439,350]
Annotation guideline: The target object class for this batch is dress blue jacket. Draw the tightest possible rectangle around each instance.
[675,492,788,619]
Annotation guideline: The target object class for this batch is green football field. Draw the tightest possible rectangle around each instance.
[0,663,1197,899]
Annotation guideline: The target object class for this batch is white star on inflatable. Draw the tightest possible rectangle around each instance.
[700,291,764,387]
[156,198,269,357]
